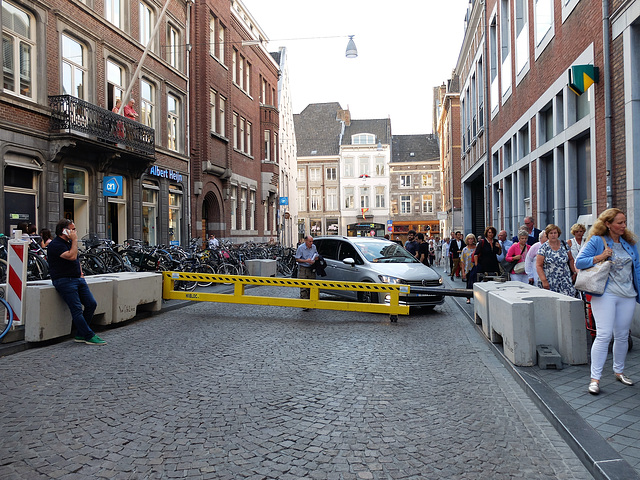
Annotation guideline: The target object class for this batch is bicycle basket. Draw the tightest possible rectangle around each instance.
[128,251,158,270]
[81,233,101,249]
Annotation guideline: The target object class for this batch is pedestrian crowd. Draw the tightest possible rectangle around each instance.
[437,211,640,397]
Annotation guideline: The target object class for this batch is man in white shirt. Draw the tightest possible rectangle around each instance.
[295,236,318,310]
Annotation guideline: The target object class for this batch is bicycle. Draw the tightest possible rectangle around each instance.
[0,295,15,341]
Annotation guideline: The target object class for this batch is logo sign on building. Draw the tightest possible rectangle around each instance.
[149,165,183,182]
[279,197,288,206]
[103,176,123,197]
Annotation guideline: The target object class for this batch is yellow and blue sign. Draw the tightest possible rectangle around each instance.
[568,65,599,96]
[103,176,123,196]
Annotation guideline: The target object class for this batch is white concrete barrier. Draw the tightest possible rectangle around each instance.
[22,272,162,342]
[245,259,277,277]
[473,281,587,366]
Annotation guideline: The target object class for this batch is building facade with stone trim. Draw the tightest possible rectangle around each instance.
[1,0,189,245]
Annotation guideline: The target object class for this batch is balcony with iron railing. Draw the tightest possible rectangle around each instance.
[49,95,155,157]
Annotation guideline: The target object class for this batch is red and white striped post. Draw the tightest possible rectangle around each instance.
[6,231,28,325]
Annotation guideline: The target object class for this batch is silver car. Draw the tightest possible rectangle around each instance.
[313,236,444,308]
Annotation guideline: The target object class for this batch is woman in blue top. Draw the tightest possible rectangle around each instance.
[575,208,640,395]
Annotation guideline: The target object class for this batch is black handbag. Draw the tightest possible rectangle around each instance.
[290,262,298,278]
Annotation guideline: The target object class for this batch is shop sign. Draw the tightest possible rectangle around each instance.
[103,176,123,197]
[149,165,183,182]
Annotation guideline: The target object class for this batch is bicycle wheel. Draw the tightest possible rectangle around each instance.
[27,251,49,280]
[79,253,107,276]
[196,264,216,287]
[0,297,14,341]
[215,263,239,285]
[98,250,126,273]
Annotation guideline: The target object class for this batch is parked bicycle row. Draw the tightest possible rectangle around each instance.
[0,234,297,284]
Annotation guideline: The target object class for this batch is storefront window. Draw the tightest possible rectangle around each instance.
[4,160,39,236]
[106,176,127,244]
[142,180,158,245]
[327,219,339,235]
[168,184,182,245]
[310,219,322,237]
[63,167,89,238]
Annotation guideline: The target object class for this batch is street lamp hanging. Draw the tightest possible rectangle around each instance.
[345,35,358,58]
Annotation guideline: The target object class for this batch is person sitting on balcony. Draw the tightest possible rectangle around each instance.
[124,99,139,121]
[112,99,122,114]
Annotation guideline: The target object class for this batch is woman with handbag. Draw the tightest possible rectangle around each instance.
[461,233,477,302]
[506,229,530,283]
[474,226,502,281]
[575,208,640,395]
[535,224,576,296]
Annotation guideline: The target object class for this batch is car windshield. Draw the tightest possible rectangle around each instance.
[353,239,419,263]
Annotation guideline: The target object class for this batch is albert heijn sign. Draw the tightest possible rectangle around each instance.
[149,165,183,182]
[103,176,123,197]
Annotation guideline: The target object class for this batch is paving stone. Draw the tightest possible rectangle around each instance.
[0,288,594,479]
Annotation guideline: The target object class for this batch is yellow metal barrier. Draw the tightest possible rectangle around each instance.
[162,272,410,321]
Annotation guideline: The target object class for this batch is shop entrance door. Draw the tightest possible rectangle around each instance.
[107,201,126,244]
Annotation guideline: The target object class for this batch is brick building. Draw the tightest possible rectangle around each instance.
[389,134,442,243]
[1,0,189,245]
[191,0,280,244]
[452,0,609,237]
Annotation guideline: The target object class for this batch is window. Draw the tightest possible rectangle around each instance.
[233,113,238,148]
[210,89,217,133]
[515,0,528,74]
[400,175,411,188]
[326,187,338,210]
[219,96,226,137]
[297,187,306,211]
[232,49,237,84]
[309,167,321,182]
[576,136,592,216]
[62,34,86,99]
[400,195,411,214]
[63,167,89,238]
[167,94,179,151]
[535,0,553,47]
[264,129,271,161]
[107,60,124,111]
[421,174,433,187]
[245,62,250,96]
[375,157,385,176]
[239,117,245,152]
[344,187,354,209]
[167,25,179,69]
[375,186,385,208]
[489,15,499,111]
[352,133,375,145]
[246,121,251,156]
[310,188,321,211]
[105,0,121,28]
[139,2,153,47]
[249,190,255,230]
[230,186,237,228]
[2,1,35,98]
[422,194,434,213]
[210,16,225,62]
[218,23,225,62]
[500,0,512,95]
[240,188,247,230]
[344,157,354,177]
[360,187,370,209]
[142,180,158,245]
[326,167,337,181]
[140,79,154,128]
[297,167,305,182]
[358,157,370,177]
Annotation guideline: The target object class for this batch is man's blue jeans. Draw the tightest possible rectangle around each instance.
[52,277,97,340]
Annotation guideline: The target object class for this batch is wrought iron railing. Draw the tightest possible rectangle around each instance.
[49,95,155,156]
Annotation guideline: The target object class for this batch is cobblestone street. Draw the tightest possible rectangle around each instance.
[0,289,592,479]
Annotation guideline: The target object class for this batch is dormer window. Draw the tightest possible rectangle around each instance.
[352,133,375,145]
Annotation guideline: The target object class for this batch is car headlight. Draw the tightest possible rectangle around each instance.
[438,277,443,285]
[378,274,403,284]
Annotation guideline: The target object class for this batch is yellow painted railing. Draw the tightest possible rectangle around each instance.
[162,272,410,321]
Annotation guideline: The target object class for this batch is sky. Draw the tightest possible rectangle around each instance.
[241,0,470,135]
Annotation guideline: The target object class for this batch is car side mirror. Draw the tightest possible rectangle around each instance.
[342,257,356,266]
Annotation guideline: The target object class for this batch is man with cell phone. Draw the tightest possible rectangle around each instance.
[47,218,106,345]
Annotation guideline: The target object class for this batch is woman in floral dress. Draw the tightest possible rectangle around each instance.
[536,224,577,296]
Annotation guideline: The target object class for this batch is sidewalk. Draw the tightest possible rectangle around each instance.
[439,265,640,480]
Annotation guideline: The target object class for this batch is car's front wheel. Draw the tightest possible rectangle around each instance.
[358,287,379,304]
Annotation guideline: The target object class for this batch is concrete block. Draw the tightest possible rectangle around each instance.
[91,272,162,323]
[537,344,563,369]
[480,282,587,366]
[245,259,277,277]
[24,278,113,342]
[473,281,524,332]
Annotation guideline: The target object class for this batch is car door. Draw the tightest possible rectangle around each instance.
[333,240,366,299]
